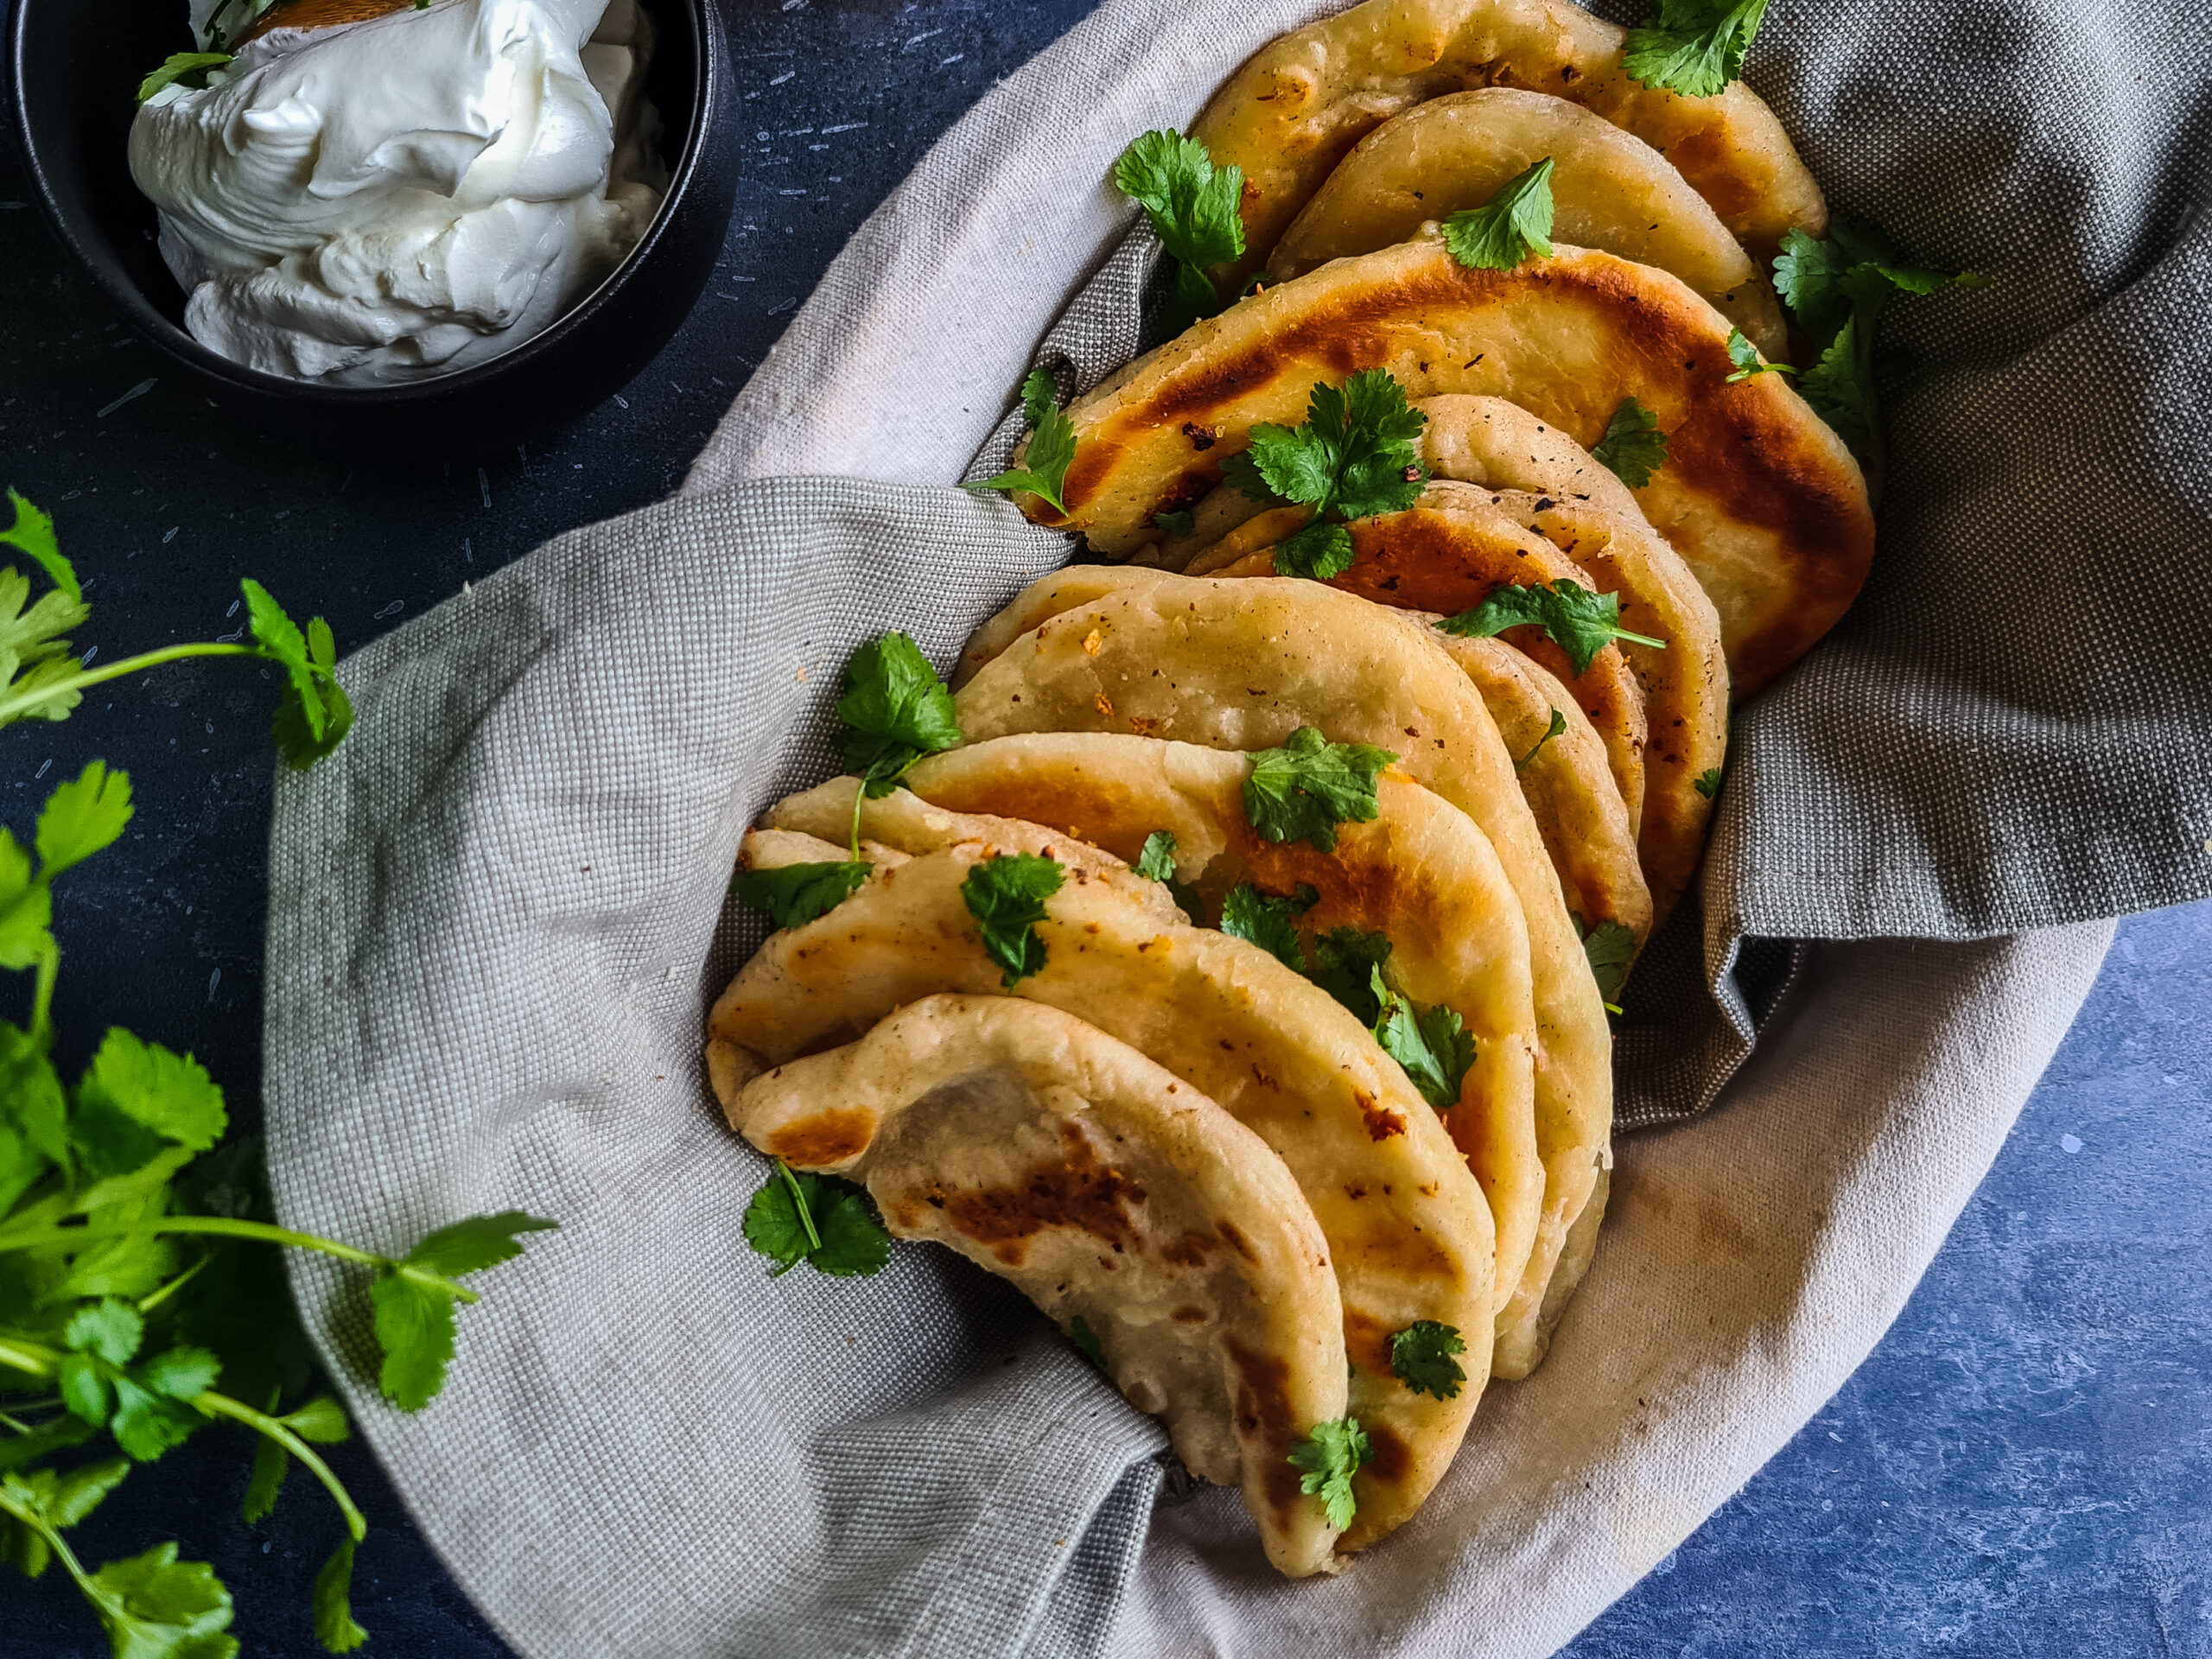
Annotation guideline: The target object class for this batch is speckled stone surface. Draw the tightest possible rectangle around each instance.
[2,0,2208,1652]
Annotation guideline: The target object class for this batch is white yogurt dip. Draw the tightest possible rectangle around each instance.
[130,0,666,385]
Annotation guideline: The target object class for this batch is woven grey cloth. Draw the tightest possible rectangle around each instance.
[263,0,2198,1652]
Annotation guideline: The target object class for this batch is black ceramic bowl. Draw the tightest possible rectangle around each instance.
[5,0,734,452]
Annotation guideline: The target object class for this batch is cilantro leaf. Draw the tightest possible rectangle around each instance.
[1369,968,1476,1110]
[1796,315,1876,450]
[1,488,79,606]
[372,1211,558,1410]
[67,1297,146,1366]
[1135,830,1179,884]
[961,851,1065,986]
[268,613,353,772]
[1515,707,1567,774]
[137,50,232,101]
[83,1540,238,1658]
[1114,130,1247,333]
[1624,0,1768,97]
[1152,510,1196,539]
[1287,1416,1372,1530]
[1067,1314,1106,1369]
[1243,727,1396,853]
[1218,882,1316,972]
[245,581,353,772]
[1770,225,1985,452]
[0,508,92,726]
[1131,830,1201,921]
[1574,913,1638,1012]
[1694,766,1722,799]
[368,1275,454,1415]
[1389,1319,1468,1400]
[1590,397,1668,489]
[1434,578,1664,677]
[35,760,133,878]
[965,368,1079,515]
[835,632,963,794]
[1440,158,1556,271]
[404,1211,558,1279]
[810,1180,893,1277]
[1271,520,1357,582]
[75,1028,228,1159]
[314,1537,369,1654]
[1307,926,1392,1023]
[0,830,53,971]
[733,860,869,930]
[1724,327,1796,383]
[1230,372,1429,573]
[743,1160,890,1278]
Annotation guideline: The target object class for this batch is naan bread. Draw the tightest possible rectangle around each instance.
[1025,239,1874,696]
[1422,630,1649,954]
[1415,393,1648,524]
[1186,0,1826,279]
[1268,88,1788,359]
[1478,487,1728,931]
[953,569,1611,1376]
[821,732,1547,1332]
[730,993,1349,1576]
[711,829,1494,1549]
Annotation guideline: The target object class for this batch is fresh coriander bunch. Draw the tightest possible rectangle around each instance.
[0,491,557,1658]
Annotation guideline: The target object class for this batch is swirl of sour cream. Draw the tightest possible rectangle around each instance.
[130,0,666,385]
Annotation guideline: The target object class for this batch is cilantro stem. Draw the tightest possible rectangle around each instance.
[195,1389,366,1542]
[0,1335,57,1381]
[0,640,280,726]
[0,1218,478,1303]
[135,1251,214,1316]
[0,1479,105,1617]
[29,937,59,1042]
[777,1160,822,1253]
[1613,626,1668,652]
[848,784,864,863]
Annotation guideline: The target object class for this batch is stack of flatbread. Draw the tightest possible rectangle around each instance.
[704,0,1875,1580]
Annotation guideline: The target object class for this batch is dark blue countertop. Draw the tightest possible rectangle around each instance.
[2,0,2206,1652]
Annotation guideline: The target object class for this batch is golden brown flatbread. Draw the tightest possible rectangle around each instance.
[1187,0,1826,279]
[730,993,1351,1576]
[1020,240,1873,696]
[953,569,1611,1377]
[1268,88,1788,358]
[860,731,1547,1334]
[712,817,1495,1549]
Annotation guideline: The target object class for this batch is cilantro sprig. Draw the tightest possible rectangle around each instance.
[1218,881,1317,971]
[1435,579,1665,676]
[1287,1416,1372,1530]
[1771,223,1985,454]
[0,494,552,1656]
[1724,327,1796,383]
[1624,0,1769,98]
[136,51,232,103]
[962,852,1065,987]
[1243,727,1397,853]
[1440,158,1556,272]
[1368,968,1477,1110]
[1221,372,1430,579]
[1389,1320,1468,1401]
[0,488,350,768]
[1574,912,1638,1014]
[1114,130,1247,334]
[965,369,1079,517]
[1694,766,1723,799]
[1133,830,1200,921]
[733,861,870,931]
[743,1160,892,1279]
[1588,398,1669,489]
[1515,708,1567,774]
[1306,926,1393,1022]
